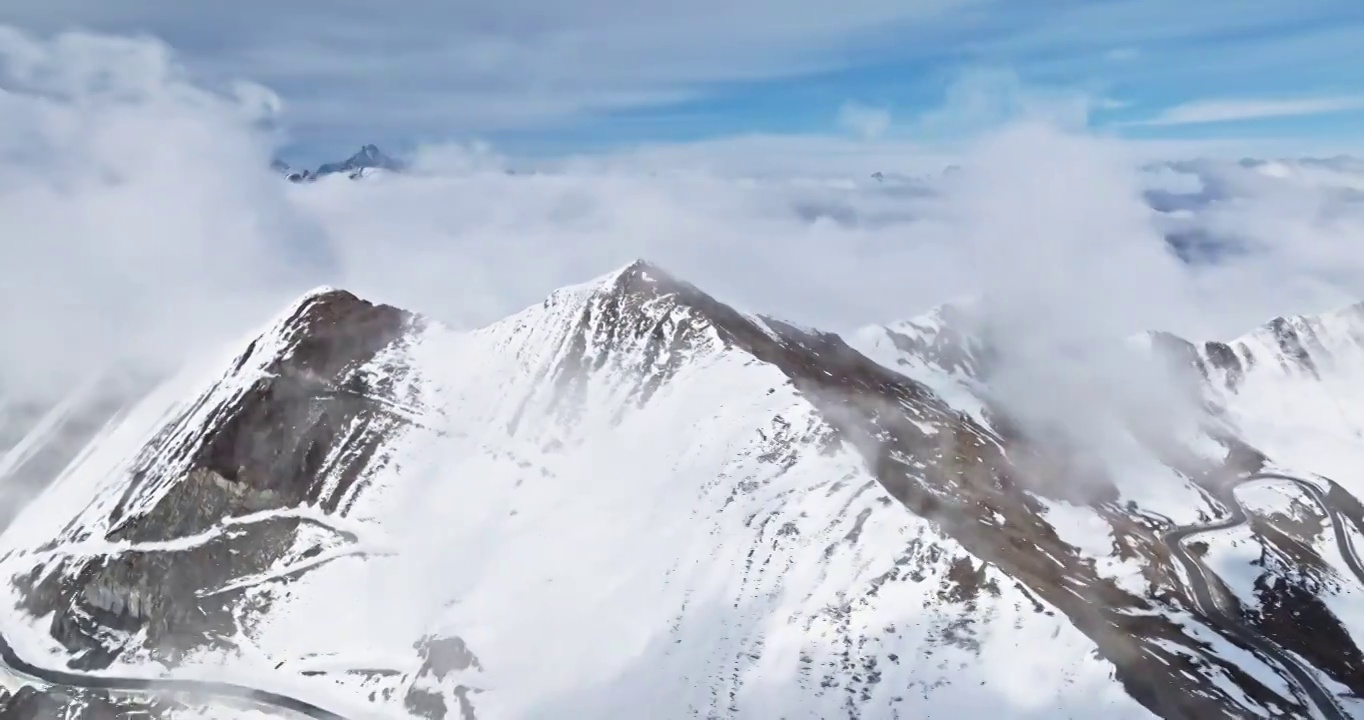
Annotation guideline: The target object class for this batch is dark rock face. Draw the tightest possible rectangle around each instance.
[1242,494,1364,691]
[15,289,418,668]
[416,636,482,677]
[111,288,415,533]
[1267,317,1318,376]
[189,289,413,511]
[402,635,485,720]
[0,685,178,719]
[1202,341,1242,388]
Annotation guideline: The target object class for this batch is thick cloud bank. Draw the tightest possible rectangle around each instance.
[3,26,1364,403]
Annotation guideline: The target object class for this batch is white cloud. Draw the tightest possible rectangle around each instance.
[910,68,1096,141]
[0,1,983,138]
[12,27,1364,719]
[0,28,328,396]
[558,133,955,177]
[11,34,1364,685]
[7,0,1359,146]
[836,102,892,141]
[1134,96,1364,127]
[7,25,1364,421]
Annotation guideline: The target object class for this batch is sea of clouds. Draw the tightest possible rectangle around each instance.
[2,26,1364,406]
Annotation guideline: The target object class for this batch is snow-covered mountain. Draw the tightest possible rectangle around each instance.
[3,261,1364,719]
[274,145,405,183]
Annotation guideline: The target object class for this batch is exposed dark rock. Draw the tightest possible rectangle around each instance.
[401,634,486,720]
[1202,341,1243,389]
[16,290,418,668]
[403,687,448,720]
[1253,574,1364,689]
[1247,509,1364,690]
[1267,317,1318,377]
[416,635,483,677]
[0,685,179,719]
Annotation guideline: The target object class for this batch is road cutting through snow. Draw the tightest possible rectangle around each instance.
[1166,472,1362,720]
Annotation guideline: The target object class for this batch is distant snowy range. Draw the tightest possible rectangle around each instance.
[279,145,1364,272]
[5,148,1364,720]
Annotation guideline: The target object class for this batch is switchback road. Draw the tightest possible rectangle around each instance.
[1166,472,1363,720]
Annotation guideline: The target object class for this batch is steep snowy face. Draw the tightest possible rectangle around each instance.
[3,261,1363,720]
[1167,304,1364,481]
[849,300,994,427]
[1129,306,1364,709]
[855,297,1364,719]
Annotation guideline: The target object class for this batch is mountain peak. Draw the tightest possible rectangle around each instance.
[602,258,691,300]
[280,144,405,182]
[608,257,670,283]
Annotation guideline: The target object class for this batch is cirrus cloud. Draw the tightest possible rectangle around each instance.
[1133,96,1364,127]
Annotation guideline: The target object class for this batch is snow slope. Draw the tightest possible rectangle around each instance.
[855,298,1364,718]
[4,261,1364,718]
[1195,303,1364,486]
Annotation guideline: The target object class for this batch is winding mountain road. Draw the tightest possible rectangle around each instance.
[0,629,350,718]
[1165,471,1364,720]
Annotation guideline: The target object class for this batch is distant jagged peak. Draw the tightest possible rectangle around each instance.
[273,143,406,183]
[315,143,404,177]
[854,296,989,381]
[1137,299,1364,393]
[888,296,983,336]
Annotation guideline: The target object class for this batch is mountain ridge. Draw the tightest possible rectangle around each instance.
[2,260,1364,718]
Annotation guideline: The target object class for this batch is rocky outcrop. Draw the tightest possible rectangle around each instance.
[403,635,485,720]
[16,290,418,668]
[0,685,178,719]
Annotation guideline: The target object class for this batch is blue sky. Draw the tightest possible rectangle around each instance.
[3,0,1363,163]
